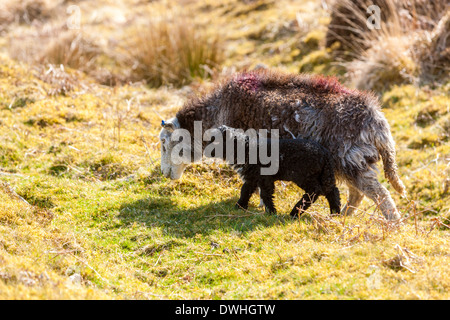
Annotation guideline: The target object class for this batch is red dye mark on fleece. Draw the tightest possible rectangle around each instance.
[234,72,261,92]
[311,75,354,95]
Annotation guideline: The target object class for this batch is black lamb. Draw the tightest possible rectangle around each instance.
[207,125,341,217]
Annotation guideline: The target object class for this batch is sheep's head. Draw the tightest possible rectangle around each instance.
[159,117,189,180]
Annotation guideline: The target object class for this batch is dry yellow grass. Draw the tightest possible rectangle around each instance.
[122,8,223,87]
[0,0,448,300]
[327,0,449,90]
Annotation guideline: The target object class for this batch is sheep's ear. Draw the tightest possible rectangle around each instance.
[162,120,176,132]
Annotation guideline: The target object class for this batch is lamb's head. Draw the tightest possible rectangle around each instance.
[212,125,253,163]
[159,117,189,180]
[216,125,252,144]
[216,125,232,139]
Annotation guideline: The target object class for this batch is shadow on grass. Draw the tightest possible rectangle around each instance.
[118,195,292,238]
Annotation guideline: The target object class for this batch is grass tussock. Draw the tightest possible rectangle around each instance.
[325,0,448,55]
[123,10,223,87]
[37,31,101,72]
[0,0,53,30]
[347,34,418,91]
[326,0,449,90]
[414,11,450,83]
[8,28,101,77]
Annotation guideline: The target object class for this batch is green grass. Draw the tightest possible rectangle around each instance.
[0,0,449,300]
[2,168,449,299]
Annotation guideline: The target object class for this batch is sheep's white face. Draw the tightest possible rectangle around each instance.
[159,117,188,180]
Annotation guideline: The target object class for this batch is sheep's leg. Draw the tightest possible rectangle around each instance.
[290,192,317,218]
[354,169,401,220]
[256,187,265,208]
[259,179,276,214]
[341,184,364,216]
[236,181,258,210]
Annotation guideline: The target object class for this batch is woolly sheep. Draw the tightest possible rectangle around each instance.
[159,69,405,220]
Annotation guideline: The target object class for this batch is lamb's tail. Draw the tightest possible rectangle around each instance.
[374,126,406,196]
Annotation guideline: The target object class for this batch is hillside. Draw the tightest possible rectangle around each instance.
[0,0,449,299]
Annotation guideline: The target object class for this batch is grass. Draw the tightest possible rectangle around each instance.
[1,172,449,299]
[327,0,449,90]
[123,7,223,87]
[0,0,449,300]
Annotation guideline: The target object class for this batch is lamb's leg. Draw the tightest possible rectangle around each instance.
[354,169,401,220]
[290,192,317,218]
[236,181,258,210]
[259,179,276,214]
[341,184,364,216]
[325,186,341,215]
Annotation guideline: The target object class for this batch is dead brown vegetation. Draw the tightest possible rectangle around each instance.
[0,0,53,30]
[325,0,449,90]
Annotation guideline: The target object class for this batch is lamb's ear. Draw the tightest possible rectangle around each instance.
[217,125,231,133]
[216,126,229,138]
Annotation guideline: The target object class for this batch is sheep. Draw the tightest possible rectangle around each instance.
[206,125,341,217]
[159,69,406,220]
